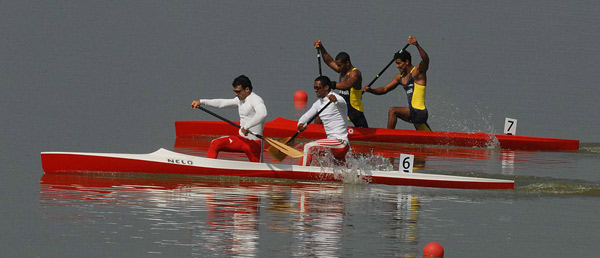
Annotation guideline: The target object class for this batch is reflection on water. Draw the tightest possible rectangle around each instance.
[39,167,600,257]
[40,173,423,257]
[266,186,345,257]
[196,190,260,256]
[501,151,515,175]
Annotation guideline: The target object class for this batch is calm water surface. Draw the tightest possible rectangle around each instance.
[2,0,600,257]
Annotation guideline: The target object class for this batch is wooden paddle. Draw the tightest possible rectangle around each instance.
[196,106,304,159]
[267,100,333,161]
[365,43,410,87]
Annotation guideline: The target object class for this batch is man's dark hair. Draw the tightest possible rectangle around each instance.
[232,75,252,91]
[394,50,411,63]
[315,76,332,91]
[335,52,351,64]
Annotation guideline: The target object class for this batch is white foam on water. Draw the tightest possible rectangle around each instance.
[311,149,394,184]
[519,182,600,196]
[580,143,600,154]
[485,135,501,149]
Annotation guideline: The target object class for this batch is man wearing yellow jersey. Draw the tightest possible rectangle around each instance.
[363,36,432,131]
[314,40,369,128]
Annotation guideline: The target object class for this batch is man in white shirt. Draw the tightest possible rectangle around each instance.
[298,76,350,166]
[191,75,267,162]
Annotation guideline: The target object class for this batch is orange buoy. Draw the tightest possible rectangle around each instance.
[423,242,444,257]
[293,90,308,109]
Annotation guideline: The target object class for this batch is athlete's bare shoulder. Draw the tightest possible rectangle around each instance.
[349,68,362,89]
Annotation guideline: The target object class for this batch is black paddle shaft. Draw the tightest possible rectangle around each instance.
[317,48,322,76]
[196,106,263,140]
[366,44,410,87]
[287,101,333,143]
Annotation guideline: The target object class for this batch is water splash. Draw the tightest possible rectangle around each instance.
[429,96,496,133]
[311,150,394,184]
[485,135,501,149]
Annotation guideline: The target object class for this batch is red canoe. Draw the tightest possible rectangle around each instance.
[175,117,579,151]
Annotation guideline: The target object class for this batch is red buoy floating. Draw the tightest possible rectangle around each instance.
[423,242,444,257]
[293,90,308,110]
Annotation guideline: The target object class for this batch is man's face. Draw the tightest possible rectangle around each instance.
[233,85,251,100]
[395,58,409,73]
[314,81,328,99]
[335,60,350,73]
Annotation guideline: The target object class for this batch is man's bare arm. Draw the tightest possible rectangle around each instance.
[334,70,361,90]
[315,40,340,73]
[409,36,429,77]
[363,74,400,95]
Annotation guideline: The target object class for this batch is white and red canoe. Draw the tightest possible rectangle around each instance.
[41,148,514,190]
[175,117,579,151]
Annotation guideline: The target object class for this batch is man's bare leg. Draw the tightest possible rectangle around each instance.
[387,107,411,129]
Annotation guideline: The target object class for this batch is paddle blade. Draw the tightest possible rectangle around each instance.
[267,146,288,162]
[266,137,293,161]
[264,137,303,161]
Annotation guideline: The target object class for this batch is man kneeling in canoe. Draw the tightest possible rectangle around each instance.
[191,75,267,162]
[298,76,350,166]
[363,36,432,131]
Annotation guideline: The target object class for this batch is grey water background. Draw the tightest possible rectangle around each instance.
[2,0,600,257]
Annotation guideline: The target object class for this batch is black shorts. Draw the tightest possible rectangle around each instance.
[348,107,369,128]
[409,107,428,124]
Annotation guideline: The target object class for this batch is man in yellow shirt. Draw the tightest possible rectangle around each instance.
[363,36,431,131]
[314,40,369,128]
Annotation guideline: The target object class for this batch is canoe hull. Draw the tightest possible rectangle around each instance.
[174,117,579,151]
[41,148,514,190]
